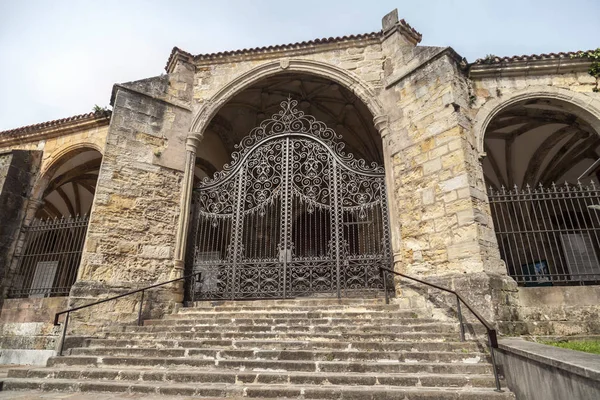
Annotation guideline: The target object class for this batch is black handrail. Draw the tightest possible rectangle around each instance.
[53,272,201,356]
[379,265,503,392]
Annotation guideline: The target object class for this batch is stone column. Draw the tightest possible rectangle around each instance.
[172,133,203,278]
[374,115,402,265]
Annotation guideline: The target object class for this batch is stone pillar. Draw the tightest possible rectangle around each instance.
[382,51,518,326]
[68,66,193,335]
[172,133,203,278]
[373,115,402,265]
[0,150,42,308]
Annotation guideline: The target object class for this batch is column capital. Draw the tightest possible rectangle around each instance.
[173,259,184,270]
[373,114,390,137]
[186,133,204,152]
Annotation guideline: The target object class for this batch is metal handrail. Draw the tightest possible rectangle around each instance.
[53,272,201,356]
[379,265,503,392]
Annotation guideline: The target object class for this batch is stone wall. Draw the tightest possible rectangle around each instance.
[69,63,194,334]
[0,297,67,365]
[380,49,518,323]
[0,150,41,305]
[509,286,600,335]
[497,338,600,400]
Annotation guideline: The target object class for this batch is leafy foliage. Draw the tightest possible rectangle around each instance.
[540,340,600,355]
[93,104,109,113]
[572,49,600,92]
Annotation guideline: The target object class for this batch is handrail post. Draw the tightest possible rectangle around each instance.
[383,268,389,305]
[58,311,69,356]
[488,333,503,392]
[191,273,197,305]
[456,294,465,342]
[137,290,145,326]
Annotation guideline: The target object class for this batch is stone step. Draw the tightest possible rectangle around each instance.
[190,298,388,308]
[2,378,515,399]
[69,347,489,363]
[179,304,403,313]
[102,330,461,342]
[146,316,436,326]
[8,367,497,388]
[169,310,430,319]
[118,323,459,334]
[45,356,494,374]
[84,338,484,352]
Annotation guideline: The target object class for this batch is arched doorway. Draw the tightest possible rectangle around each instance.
[7,148,102,298]
[187,74,390,299]
[482,98,600,286]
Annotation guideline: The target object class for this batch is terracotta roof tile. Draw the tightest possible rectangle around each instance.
[165,31,384,71]
[473,50,594,65]
[0,111,111,139]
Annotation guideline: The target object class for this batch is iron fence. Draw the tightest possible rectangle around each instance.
[488,182,600,285]
[7,215,89,298]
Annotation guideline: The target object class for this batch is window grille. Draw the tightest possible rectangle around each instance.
[488,182,600,285]
[7,215,89,298]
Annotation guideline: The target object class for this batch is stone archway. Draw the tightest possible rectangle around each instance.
[479,92,600,286]
[474,87,600,157]
[189,59,387,137]
[5,145,103,298]
[174,61,400,275]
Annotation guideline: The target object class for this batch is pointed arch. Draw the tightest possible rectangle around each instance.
[189,59,386,138]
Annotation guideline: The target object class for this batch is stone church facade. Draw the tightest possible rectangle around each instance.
[1,10,600,364]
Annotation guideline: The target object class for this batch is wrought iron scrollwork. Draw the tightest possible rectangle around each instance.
[188,98,391,300]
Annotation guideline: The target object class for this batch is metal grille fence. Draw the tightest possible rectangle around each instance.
[488,182,600,285]
[7,216,89,298]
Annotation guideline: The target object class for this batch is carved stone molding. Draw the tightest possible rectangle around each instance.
[373,114,390,137]
[188,59,385,139]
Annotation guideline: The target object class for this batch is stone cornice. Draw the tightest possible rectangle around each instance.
[469,57,592,79]
[0,113,111,148]
[111,84,192,112]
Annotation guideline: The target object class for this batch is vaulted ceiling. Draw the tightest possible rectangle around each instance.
[482,98,600,190]
[37,149,102,219]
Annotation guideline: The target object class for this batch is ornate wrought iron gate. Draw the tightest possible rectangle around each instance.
[188,99,391,300]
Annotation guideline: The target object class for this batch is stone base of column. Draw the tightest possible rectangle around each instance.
[65,280,184,336]
[393,271,520,334]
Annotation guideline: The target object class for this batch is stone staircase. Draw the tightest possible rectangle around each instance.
[1,298,515,399]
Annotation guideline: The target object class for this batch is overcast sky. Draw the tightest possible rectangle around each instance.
[0,0,598,131]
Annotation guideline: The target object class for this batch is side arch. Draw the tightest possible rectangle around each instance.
[188,59,386,137]
[33,142,104,202]
[473,87,600,156]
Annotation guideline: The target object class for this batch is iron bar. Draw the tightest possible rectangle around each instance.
[378,265,502,391]
[53,272,201,355]
[457,294,465,342]
[137,290,145,326]
[58,311,69,357]
[488,333,503,392]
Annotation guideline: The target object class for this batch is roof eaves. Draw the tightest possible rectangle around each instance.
[165,31,384,72]
[0,111,112,142]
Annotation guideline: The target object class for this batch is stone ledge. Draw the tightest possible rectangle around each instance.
[499,338,600,381]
